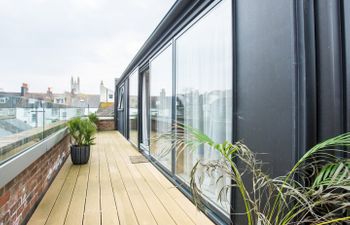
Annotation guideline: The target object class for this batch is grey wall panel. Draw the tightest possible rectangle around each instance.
[293,0,318,160]
[342,0,350,161]
[234,1,294,223]
[315,0,345,140]
[235,0,294,176]
[343,0,350,133]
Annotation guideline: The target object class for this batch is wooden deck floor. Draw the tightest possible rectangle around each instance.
[28,131,215,225]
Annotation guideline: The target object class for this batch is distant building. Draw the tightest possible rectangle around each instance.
[100,81,114,103]
[1,77,114,125]
[0,77,115,138]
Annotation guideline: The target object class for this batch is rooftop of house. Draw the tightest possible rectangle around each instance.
[96,103,114,117]
[70,94,100,108]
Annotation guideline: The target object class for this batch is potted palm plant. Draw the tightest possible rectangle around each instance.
[67,117,96,164]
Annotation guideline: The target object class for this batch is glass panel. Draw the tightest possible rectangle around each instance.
[149,45,173,170]
[175,0,232,213]
[0,94,85,164]
[128,70,139,145]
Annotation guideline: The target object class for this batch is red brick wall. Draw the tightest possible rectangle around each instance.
[97,118,115,131]
[0,135,69,225]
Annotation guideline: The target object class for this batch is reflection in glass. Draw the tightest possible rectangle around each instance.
[141,69,150,150]
[149,45,173,170]
[128,70,139,145]
[175,0,232,213]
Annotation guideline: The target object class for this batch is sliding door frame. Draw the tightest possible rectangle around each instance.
[139,64,150,155]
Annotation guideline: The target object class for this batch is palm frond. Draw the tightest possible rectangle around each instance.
[152,122,350,225]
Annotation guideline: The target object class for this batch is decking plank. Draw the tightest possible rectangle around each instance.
[136,163,195,225]
[45,165,80,225]
[105,141,138,225]
[144,163,215,225]
[110,137,157,225]
[99,139,120,225]
[114,137,177,225]
[27,159,71,225]
[119,133,214,225]
[83,146,101,225]
[64,162,90,225]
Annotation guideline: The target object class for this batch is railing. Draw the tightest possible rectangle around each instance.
[0,94,93,164]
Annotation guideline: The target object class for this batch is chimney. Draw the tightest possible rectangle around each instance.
[21,83,28,96]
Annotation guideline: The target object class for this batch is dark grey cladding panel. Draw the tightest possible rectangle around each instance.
[235,0,294,176]
[234,1,295,224]
[344,0,350,133]
[315,0,345,140]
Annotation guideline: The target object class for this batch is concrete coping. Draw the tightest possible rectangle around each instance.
[0,128,68,188]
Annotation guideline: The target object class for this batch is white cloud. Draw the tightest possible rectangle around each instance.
[0,0,175,94]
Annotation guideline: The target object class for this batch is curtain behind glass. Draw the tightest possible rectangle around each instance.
[175,0,232,213]
[150,45,173,170]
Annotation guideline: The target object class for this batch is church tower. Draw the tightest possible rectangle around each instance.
[71,76,80,94]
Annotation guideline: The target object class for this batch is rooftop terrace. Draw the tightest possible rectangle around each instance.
[28,131,214,225]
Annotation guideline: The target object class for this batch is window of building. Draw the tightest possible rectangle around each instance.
[0,98,7,104]
[175,0,232,213]
[31,113,37,123]
[52,108,59,116]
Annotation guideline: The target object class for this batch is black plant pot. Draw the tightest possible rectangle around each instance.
[70,145,90,165]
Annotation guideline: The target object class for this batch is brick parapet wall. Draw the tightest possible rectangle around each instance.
[97,118,115,131]
[0,135,70,225]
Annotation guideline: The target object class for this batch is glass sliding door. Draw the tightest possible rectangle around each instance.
[141,68,150,153]
[128,69,139,146]
[149,44,173,170]
[175,0,232,213]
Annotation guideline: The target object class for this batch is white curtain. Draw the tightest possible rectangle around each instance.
[175,0,232,212]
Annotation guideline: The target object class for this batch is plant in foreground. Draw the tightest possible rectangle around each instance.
[154,123,350,225]
[88,113,99,126]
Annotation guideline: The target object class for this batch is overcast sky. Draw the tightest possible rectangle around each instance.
[0,0,175,94]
